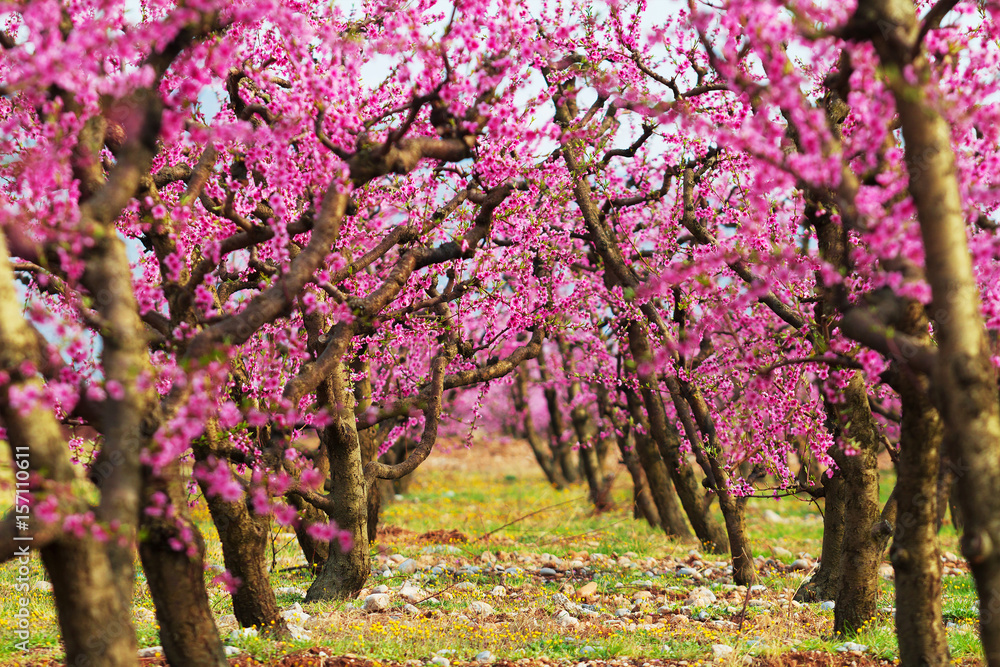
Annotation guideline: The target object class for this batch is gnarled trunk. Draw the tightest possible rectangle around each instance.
[306,364,370,601]
[514,364,567,489]
[140,467,228,667]
[794,471,845,602]
[622,387,691,538]
[832,373,882,635]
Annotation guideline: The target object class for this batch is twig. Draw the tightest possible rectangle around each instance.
[473,496,586,543]
[737,584,753,633]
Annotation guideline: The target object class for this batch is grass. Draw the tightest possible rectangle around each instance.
[0,435,985,665]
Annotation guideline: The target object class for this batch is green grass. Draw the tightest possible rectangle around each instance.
[0,440,984,664]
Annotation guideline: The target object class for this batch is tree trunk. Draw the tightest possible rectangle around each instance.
[140,467,228,667]
[537,353,579,484]
[677,379,756,584]
[832,373,882,635]
[622,439,661,527]
[514,364,567,488]
[622,387,692,538]
[198,467,286,634]
[0,231,140,667]
[886,299,949,666]
[306,364,370,601]
[857,2,1000,662]
[627,321,729,553]
[893,363,949,667]
[794,471,845,602]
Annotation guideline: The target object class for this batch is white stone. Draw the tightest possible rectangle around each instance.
[274,586,307,598]
[819,600,835,611]
[281,602,311,625]
[397,558,419,574]
[490,586,507,597]
[469,601,494,615]
[475,651,494,662]
[32,581,53,592]
[762,509,785,523]
[431,657,451,667]
[363,593,391,612]
[229,627,258,640]
[711,644,735,660]
[288,624,312,641]
[685,586,717,607]
[836,642,868,653]
[224,646,242,656]
[138,647,163,658]
[771,546,792,559]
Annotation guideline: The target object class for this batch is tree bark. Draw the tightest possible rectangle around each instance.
[622,387,692,538]
[514,364,567,489]
[855,2,1000,661]
[832,373,882,635]
[627,321,729,553]
[794,471,845,602]
[893,348,949,667]
[537,353,579,484]
[0,231,140,667]
[195,448,286,635]
[305,364,370,601]
[677,380,756,584]
[140,466,228,667]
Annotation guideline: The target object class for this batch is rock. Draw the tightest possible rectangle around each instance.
[224,646,242,656]
[669,614,689,625]
[133,608,156,624]
[580,646,597,656]
[32,581,53,592]
[555,610,580,626]
[685,586,717,607]
[819,600,835,611]
[577,581,599,600]
[712,645,735,660]
[479,551,496,564]
[229,627,258,640]
[455,582,477,592]
[559,582,576,596]
[431,657,451,667]
[879,564,895,580]
[274,586,307,598]
[762,509,785,523]
[288,624,312,641]
[771,546,792,559]
[397,559,419,575]
[363,594,391,612]
[503,567,521,576]
[750,585,766,594]
[633,591,653,601]
[469,601,494,615]
[399,582,428,603]
[570,560,585,569]
[490,586,507,597]
[372,584,390,594]
[281,602,311,625]
[138,647,163,658]
[836,642,868,653]
[677,567,701,578]
[790,559,810,571]
[615,608,630,617]
[404,604,420,615]
[475,651,494,663]
[539,567,558,576]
